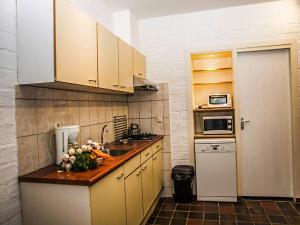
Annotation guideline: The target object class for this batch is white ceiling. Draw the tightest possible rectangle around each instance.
[101,0,278,19]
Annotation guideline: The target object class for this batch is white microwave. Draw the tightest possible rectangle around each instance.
[203,116,233,134]
[208,94,232,108]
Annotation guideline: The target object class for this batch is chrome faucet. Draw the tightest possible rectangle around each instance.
[101,124,108,145]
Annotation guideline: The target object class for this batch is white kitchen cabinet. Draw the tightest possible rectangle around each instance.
[18,0,98,87]
[141,158,154,215]
[133,49,146,79]
[125,167,144,225]
[153,149,163,197]
[91,166,126,225]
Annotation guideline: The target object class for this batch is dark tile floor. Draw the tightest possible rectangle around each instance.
[146,198,300,225]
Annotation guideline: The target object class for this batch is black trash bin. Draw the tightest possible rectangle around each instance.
[171,165,194,203]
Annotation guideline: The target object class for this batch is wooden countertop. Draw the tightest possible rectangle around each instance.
[19,136,163,186]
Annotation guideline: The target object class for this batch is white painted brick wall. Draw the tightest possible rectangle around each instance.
[0,0,21,224]
[139,0,300,168]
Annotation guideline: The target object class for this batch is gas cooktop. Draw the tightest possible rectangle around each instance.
[129,133,158,141]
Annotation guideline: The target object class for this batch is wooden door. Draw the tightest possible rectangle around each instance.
[124,167,144,225]
[98,24,119,91]
[55,0,97,87]
[118,39,134,93]
[236,48,293,197]
[152,150,163,198]
[90,166,126,225]
[133,49,146,79]
[141,158,154,215]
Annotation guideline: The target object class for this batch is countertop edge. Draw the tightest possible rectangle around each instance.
[19,136,164,186]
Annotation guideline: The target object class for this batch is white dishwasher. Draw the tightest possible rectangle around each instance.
[195,138,237,202]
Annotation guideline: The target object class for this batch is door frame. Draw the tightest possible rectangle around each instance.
[185,39,299,198]
[233,39,299,198]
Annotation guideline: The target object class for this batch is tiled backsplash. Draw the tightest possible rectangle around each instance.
[15,86,128,175]
[127,83,172,197]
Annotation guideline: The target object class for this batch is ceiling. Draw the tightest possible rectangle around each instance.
[101,0,279,19]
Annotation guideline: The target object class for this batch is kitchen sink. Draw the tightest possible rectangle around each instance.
[107,149,131,156]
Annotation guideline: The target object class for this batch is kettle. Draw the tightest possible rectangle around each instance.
[128,123,140,136]
[55,125,80,165]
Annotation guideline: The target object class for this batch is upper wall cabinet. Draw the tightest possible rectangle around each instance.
[133,49,146,79]
[97,25,119,91]
[118,39,134,93]
[18,0,98,87]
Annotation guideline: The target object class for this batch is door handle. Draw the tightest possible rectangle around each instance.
[241,117,250,130]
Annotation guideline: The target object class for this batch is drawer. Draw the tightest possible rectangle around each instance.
[124,154,141,178]
[152,140,162,154]
[141,147,152,164]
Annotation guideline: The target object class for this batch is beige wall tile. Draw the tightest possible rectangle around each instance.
[139,90,151,102]
[67,91,79,101]
[107,122,114,143]
[163,83,169,100]
[163,152,172,170]
[151,100,163,119]
[67,101,80,125]
[36,88,52,100]
[53,101,68,127]
[104,102,112,122]
[98,94,112,102]
[150,84,163,100]
[89,101,98,125]
[152,118,164,135]
[80,126,90,145]
[52,89,67,100]
[38,132,55,168]
[89,93,98,101]
[16,99,37,137]
[163,100,170,118]
[139,101,151,119]
[139,118,152,133]
[111,102,119,117]
[90,125,99,141]
[78,92,89,101]
[17,135,38,175]
[98,102,106,124]
[128,102,140,119]
[15,86,36,99]
[79,101,90,126]
[164,117,170,135]
[36,100,53,133]
[128,91,139,102]
[163,135,171,153]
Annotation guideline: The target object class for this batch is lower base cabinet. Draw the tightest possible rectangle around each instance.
[141,158,154,215]
[90,166,126,225]
[153,150,163,197]
[125,167,144,225]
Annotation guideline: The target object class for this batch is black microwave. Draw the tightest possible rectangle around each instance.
[203,116,233,134]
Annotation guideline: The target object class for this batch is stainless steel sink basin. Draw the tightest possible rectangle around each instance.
[107,149,131,156]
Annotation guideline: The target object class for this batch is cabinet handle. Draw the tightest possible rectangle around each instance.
[120,86,126,89]
[116,173,124,180]
[136,170,141,176]
[153,157,157,161]
[112,84,119,87]
[142,166,147,171]
[145,152,150,157]
[156,145,160,149]
[138,73,143,76]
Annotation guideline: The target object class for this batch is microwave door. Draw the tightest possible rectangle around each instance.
[203,118,231,134]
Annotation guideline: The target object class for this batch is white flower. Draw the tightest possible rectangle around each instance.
[87,140,93,145]
[70,156,76,164]
[87,146,93,152]
[76,148,83,154]
[81,145,88,151]
[63,154,70,162]
[68,148,75,156]
[65,163,72,172]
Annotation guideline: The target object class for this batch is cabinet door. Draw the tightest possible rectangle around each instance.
[118,39,134,93]
[98,24,119,91]
[55,0,97,87]
[90,166,126,225]
[141,158,154,215]
[125,167,144,225]
[133,49,146,79]
[153,150,163,198]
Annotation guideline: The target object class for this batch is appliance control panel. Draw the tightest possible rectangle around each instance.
[195,141,236,153]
